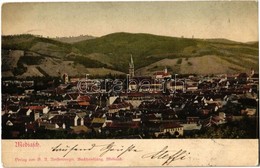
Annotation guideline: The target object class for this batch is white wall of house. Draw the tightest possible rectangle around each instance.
[43,106,50,114]
[74,115,79,126]
[80,118,84,126]
[34,112,40,121]
[9,109,20,114]
[108,96,118,105]
[55,124,59,129]
[26,109,32,116]
[132,118,141,122]
[126,100,142,108]
[181,123,202,131]
[163,127,184,136]
[187,86,198,90]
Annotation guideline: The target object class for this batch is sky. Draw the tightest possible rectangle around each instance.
[2,1,258,42]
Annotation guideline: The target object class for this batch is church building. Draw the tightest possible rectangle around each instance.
[153,67,172,79]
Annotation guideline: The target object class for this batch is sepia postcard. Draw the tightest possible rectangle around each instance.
[1,1,259,167]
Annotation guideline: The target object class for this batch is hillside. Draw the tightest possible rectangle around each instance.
[74,33,198,71]
[74,32,258,74]
[2,33,259,78]
[2,34,120,77]
[52,35,96,43]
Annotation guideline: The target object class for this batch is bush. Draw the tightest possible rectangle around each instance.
[12,61,27,75]
[66,55,108,68]
[19,56,44,65]
[176,58,182,64]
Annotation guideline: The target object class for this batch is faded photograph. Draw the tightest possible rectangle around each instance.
[2,2,259,139]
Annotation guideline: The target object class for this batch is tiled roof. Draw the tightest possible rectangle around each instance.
[105,121,140,129]
[77,95,91,102]
[26,106,45,110]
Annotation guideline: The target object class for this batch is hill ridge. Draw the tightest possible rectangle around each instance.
[2,33,258,78]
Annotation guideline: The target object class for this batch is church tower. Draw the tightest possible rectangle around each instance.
[129,55,134,78]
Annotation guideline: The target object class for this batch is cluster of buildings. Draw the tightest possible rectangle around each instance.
[2,57,258,139]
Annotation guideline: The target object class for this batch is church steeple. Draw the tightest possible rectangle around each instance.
[129,55,134,78]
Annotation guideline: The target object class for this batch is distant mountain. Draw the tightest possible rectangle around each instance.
[2,32,258,78]
[74,32,258,74]
[52,35,96,43]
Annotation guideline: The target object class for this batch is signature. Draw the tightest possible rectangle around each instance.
[142,146,190,166]
[51,142,142,158]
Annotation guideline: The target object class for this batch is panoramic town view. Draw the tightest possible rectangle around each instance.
[2,2,259,139]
